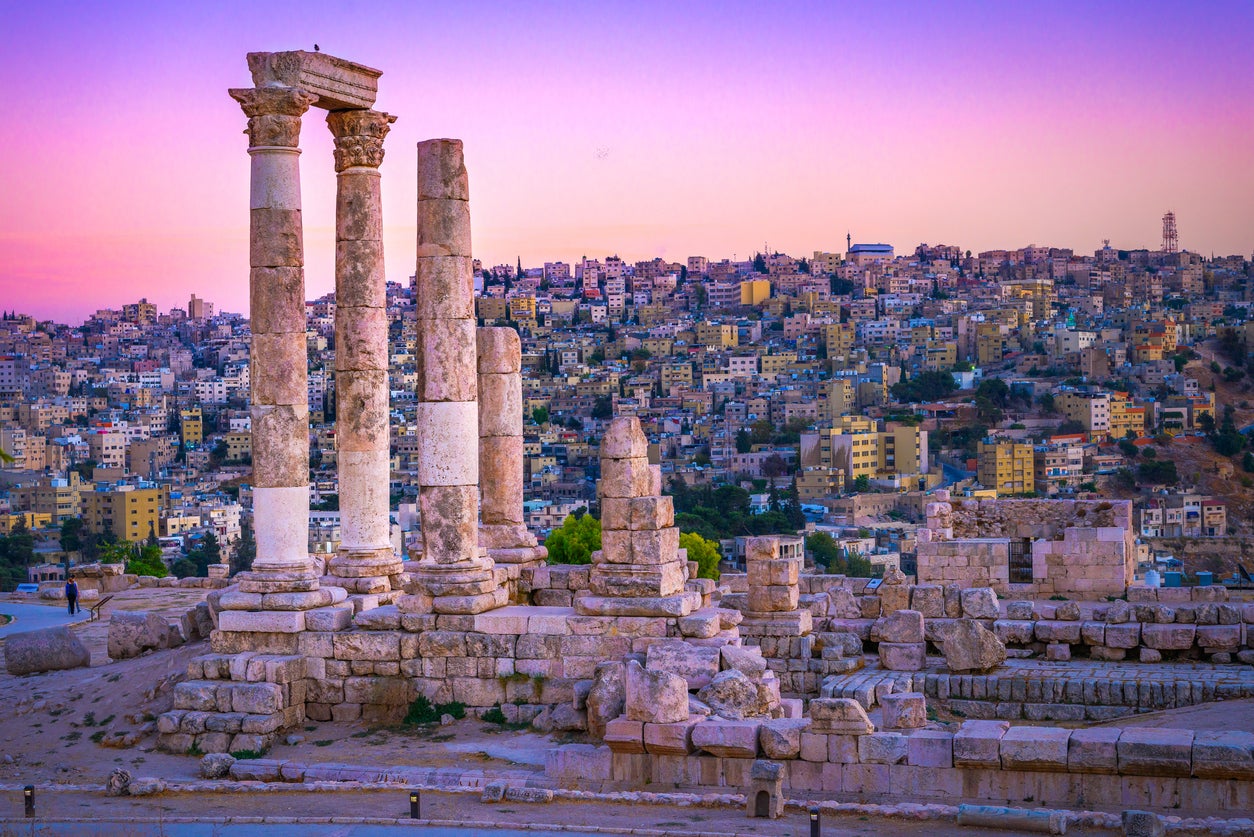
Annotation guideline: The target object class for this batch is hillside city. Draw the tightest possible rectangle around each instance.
[3,224,1252,587]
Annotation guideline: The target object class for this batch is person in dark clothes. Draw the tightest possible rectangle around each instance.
[65,577,79,615]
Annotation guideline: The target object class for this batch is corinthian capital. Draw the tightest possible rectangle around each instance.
[326,110,397,171]
[229,87,319,148]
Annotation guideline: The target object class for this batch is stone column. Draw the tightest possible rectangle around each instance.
[229,85,321,597]
[325,108,402,594]
[478,326,545,566]
[404,139,503,615]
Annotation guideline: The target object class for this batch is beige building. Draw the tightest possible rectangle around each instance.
[977,440,1034,495]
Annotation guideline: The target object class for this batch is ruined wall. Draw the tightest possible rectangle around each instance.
[948,498,1131,539]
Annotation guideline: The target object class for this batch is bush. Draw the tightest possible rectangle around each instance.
[482,703,508,725]
[403,694,438,725]
[679,531,721,580]
[545,513,601,565]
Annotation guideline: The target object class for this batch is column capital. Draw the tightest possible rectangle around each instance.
[326,109,397,172]
[229,87,319,148]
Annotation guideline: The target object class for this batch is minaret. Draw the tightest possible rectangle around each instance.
[846,231,852,253]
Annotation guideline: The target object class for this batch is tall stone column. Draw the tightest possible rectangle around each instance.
[230,85,321,597]
[478,326,546,567]
[325,108,402,594]
[404,139,504,615]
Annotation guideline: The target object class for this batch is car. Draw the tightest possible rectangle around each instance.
[14,583,40,595]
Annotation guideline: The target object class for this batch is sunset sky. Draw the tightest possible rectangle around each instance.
[2,1,1251,323]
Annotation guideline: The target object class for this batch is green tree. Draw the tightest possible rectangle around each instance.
[171,557,198,578]
[851,474,871,493]
[232,522,256,576]
[531,406,549,425]
[679,531,721,580]
[891,370,957,403]
[125,542,168,578]
[7,518,34,568]
[544,514,602,565]
[59,517,84,555]
[805,532,840,570]
[591,395,613,420]
[735,429,752,454]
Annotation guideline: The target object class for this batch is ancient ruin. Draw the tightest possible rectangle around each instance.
[8,48,1251,833]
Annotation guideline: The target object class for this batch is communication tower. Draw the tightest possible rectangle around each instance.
[1161,211,1178,254]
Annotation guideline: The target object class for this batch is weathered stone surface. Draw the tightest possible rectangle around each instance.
[943,619,1006,673]
[1067,727,1121,774]
[690,719,760,758]
[1141,623,1196,650]
[601,416,650,459]
[604,717,644,753]
[907,729,954,768]
[960,588,999,619]
[645,641,720,689]
[858,732,909,764]
[878,641,925,671]
[697,669,766,720]
[624,660,689,725]
[6,626,91,674]
[999,726,1071,771]
[1117,728,1194,777]
[1053,600,1081,621]
[1122,810,1165,837]
[880,692,927,729]
[1190,730,1254,780]
[876,609,924,643]
[809,698,873,735]
[1005,601,1035,620]
[953,720,1009,768]
[759,718,809,759]
[719,644,768,678]
[643,720,694,756]
[200,753,236,779]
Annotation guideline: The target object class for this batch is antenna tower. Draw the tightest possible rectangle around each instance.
[1161,211,1178,254]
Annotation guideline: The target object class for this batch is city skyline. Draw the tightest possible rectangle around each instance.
[2,0,1251,322]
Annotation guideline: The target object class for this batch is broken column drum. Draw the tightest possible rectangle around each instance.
[326,107,403,593]
[405,139,504,615]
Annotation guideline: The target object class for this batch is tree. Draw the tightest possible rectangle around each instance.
[591,395,613,420]
[232,522,256,576]
[196,532,222,576]
[1118,439,1139,459]
[679,531,721,580]
[762,454,789,479]
[544,514,601,565]
[851,474,871,493]
[975,378,1010,407]
[891,370,957,403]
[753,253,768,274]
[6,518,34,568]
[531,406,549,425]
[1138,460,1178,485]
[171,557,198,578]
[59,517,84,555]
[735,429,752,454]
[125,542,168,578]
[805,532,840,570]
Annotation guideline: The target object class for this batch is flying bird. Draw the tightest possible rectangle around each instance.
[314,44,320,52]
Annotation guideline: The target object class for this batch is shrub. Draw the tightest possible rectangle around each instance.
[482,703,508,725]
[403,694,438,725]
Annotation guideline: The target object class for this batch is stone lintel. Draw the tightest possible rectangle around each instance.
[247,50,381,110]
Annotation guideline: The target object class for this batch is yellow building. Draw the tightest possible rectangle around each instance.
[823,323,856,359]
[759,353,797,377]
[1056,390,1110,441]
[0,512,52,534]
[820,378,855,423]
[1108,392,1147,439]
[11,473,84,523]
[477,297,508,321]
[82,484,167,542]
[740,279,771,306]
[180,408,203,446]
[508,296,537,321]
[922,341,957,371]
[225,431,252,462]
[696,323,738,349]
[977,440,1034,495]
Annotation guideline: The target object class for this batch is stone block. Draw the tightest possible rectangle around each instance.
[953,720,1009,768]
[960,588,999,619]
[624,659,689,725]
[1104,622,1141,648]
[1117,728,1193,777]
[1068,727,1121,774]
[858,732,909,765]
[604,717,645,753]
[879,642,925,671]
[759,718,809,759]
[907,729,953,768]
[910,585,945,618]
[875,609,924,644]
[809,698,874,735]
[999,726,1071,772]
[332,631,400,661]
[645,641,720,690]
[643,721,695,756]
[1191,730,1254,780]
[1141,623,1196,650]
[217,610,305,633]
[690,719,761,758]
[881,692,927,729]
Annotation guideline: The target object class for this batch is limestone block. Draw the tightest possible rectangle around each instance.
[910,585,944,618]
[589,561,686,598]
[586,661,625,740]
[416,138,469,201]
[1139,647,1162,663]
[601,416,649,459]
[415,318,477,402]
[908,729,953,768]
[646,641,720,689]
[631,527,681,565]
[1081,621,1106,646]
[960,588,1000,619]
[417,485,479,558]
[747,557,801,588]
[759,718,809,759]
[999,726,1071,772]
[1117,728,1194,777]
[875,610,924,644]
[416,198,472,258]
[877,584,910,615]
[1196,624,1241,651]
[879,642,925,671]
[1045,643,1071,661]
[953,720,1010,768]
[992,619,1035,645]
[1141,623,1196,650]
[1065,727,1122,774]
[858,732,909,765]
[250,266,306,333]
[1005,601,1035,620]
[690,719,761,758]
[334,238,386,305]
[643,720,696,756]
[415,402,480,487]
[809,698,874,735]
[1034,621,1081,643]
[676,609,720,639]
[478,373,523,439]
[476,326,521,375]
[599,457,655,499]
[250,207,303,268]
[744,536,780,562]
[250,407,310,487]
[231,682,283,715]
[604,717,645,753]
[1053,600,1081,621]
[335,307,389,375]
[332,631,400,661]
[748,583,799,613]
[697,669,768,720]
[1104,622,1141,648]
[881,693,927,730]
[829,589,862,619]
[1191,730,1254,780]
[217,610,305,633]
[720,645,768,678]
[624,660,689,725]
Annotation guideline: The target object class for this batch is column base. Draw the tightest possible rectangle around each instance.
[573,591,700,618]
[327,547,403,593]
[239,560,321,594]
[406,552,500,598]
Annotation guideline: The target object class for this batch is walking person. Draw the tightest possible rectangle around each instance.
[65,576,79,616]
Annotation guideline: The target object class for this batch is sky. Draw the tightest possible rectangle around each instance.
[1,0,1251,323]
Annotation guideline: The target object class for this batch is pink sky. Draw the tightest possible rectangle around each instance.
[1,1,1251,323]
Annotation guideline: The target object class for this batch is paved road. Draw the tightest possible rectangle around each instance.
[0,601,90,637]
[0,826,608,837]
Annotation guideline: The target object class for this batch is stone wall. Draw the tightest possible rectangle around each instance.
[548,721,1254,815]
